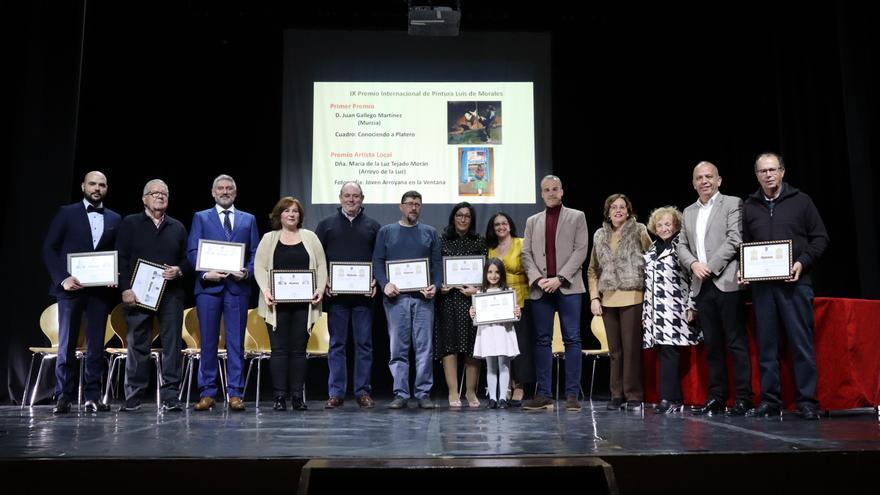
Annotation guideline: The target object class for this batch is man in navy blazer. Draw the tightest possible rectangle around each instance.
[187,175,259,411]
[42,171,121,413]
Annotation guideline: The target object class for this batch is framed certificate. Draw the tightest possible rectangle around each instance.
[443,255,484,287]
[472,289,518,325]
[740,240,793,282]
[329,262,372,295]
[67,250,118,287]
[271,269,316,303]
[195,239,246,273]
[130,259,167,311]
[386,258,430,292]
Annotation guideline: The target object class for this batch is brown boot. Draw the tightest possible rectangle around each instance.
[193,397,215,411]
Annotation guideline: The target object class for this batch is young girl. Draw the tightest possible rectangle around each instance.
[469,258,521,409]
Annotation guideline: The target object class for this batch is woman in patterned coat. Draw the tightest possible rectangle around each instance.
[642,206,701,414]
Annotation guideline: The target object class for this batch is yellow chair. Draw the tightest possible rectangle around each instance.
[243,309,271,407]
[21,304,85,407]
[179,307,228,406]
[102,303,129,404]
[582,316,610,400]
[100,304,163,408]
[304,312,330,401]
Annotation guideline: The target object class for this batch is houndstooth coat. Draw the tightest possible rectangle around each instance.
[642,234,701,348]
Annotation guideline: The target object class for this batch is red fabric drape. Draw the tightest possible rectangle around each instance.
[641,297,880,410]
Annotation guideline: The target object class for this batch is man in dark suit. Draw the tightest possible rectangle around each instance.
[678,162,753,416]
[187,175,259,412]
[42,171,121,413]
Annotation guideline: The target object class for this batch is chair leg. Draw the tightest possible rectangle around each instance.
[30,357,52,407]
[77,353,84,407]
[219,357,229,403]
[21,354,37,410]
[256,358,262,409]
[554,357,560,400]
[589,359,598,401]
[458,364,466,400]
[102,356,117,404]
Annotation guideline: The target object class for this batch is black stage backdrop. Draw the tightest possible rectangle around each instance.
[3,1,876,403]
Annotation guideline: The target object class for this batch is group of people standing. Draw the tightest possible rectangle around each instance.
[41,151,828,420]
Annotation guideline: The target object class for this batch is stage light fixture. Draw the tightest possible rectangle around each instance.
[408,1,461,36]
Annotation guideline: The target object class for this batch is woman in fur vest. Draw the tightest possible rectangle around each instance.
[587,194,651,411]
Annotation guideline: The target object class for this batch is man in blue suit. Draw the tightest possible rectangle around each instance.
[187,175,259,411]
[42,171,121,413]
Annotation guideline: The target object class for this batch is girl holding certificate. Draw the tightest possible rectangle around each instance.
[254,197,327,411]
[469,258,520,409]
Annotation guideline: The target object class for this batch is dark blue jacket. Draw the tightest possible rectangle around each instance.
[186,207,259,296]
[42,202,122,299]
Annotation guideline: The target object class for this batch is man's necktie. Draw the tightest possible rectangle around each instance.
[223,210,232,240]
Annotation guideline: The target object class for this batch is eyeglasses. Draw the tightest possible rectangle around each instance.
[145,191,168,198]
[756,167,782,176]
[402,202,422,208]
[455,213,471,219]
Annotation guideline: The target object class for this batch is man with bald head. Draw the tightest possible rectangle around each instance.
[315,182,381,409]
[678,162,753,415]
[116,179,190,412]
[43,171,122,413]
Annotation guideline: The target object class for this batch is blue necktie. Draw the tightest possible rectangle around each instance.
[223,210,232,240]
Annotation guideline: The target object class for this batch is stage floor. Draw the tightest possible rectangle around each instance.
[3,399,879,459]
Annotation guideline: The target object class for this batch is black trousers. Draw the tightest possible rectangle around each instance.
[694,282,752,402]
[124,295,184,402]
[268,304,310,399]
[658,345,682,402]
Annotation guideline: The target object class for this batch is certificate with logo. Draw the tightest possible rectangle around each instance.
[330,262,372,295]
[386,258,430,292]
[195,239,245,273]
[472,289,518,325]
[443,255,484,287]
[130,259,167,311]
[271,269,316,303]
[740,240,793,282]
[67,250,118,287]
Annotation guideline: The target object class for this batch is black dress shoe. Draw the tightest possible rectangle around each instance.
[655,400,683,414]
[53,399,71,414]
[292,396,308,411]
[486,399,498,409]
[83,400,109,413]
[726,399,751,416]
[606,398,624,410]
[692,397,725,415]
[273,396,287,411]
[746,402,782,418]
[797,404,821,420]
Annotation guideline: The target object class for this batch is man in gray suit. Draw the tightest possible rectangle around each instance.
[678,161,753,416]
[521,175,589,412]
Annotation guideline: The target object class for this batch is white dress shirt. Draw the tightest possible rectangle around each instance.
[694,191,720,264]
[216,204,235,231]
[83,199,104,249]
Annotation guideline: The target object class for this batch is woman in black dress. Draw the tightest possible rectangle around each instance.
[434,202,487,407]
